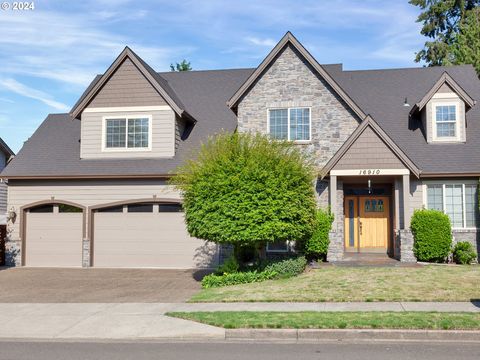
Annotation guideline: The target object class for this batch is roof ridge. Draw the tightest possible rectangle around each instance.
[340,64,474,73]
[157,67,255,75]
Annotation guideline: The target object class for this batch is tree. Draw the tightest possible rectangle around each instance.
[170,59,192,71]
[171,132,317,259]
[447,8,480,74]
[410,0,480,66]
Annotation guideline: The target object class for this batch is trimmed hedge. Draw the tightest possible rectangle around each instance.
[263,256,307,278]
[453,241,477,264]
[204,256,307,288]
[411,209,452,262]
[304,209,334,260]
[201,270,277,288]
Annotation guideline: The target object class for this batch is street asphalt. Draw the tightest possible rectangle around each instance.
[0,341,479,360]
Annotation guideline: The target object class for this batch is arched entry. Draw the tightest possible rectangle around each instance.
[21,200,86,267]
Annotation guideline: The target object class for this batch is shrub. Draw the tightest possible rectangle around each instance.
[171,132,317,256]
[304,209,334,260]
[201,270,277,288]
[411,209,452,262]
[263,256,307,278]
[215,255,239,275]
[453,241,477,264]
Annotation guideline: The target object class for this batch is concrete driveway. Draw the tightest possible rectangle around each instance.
[0,267,207,303]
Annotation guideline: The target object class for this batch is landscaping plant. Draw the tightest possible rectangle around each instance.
[201,270,278,288]
[453,241,477,264]
[304,208,334,261]
[214,255,239,275]
[411,209,452,262]
[171,132,317,260]
[261,256,307,278]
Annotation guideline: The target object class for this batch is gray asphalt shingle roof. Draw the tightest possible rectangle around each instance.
[1,68,254,178]
[325,64,480,174]
[2,62,479,178]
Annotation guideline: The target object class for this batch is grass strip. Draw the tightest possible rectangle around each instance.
[190,266,480,302]
[167,311,480,330]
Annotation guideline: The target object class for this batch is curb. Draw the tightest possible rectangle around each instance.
[226,329,480,342]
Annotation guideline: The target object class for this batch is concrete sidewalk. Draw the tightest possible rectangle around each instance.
[0,302,478,340]
[168,301,480,312]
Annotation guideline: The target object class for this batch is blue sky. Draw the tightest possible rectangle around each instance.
[0,0,425,153]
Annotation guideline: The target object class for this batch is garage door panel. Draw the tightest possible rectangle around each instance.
[26,212,83,267]
[94,211,216,268]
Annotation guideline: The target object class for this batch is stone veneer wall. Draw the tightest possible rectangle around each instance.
[235,44,361,262]
[236,44,360,170]
[326,181,345,261]
[397,229,416,263]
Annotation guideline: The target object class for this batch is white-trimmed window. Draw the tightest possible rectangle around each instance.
[433,103,458,140]
[104,116,151,150]
[268,108,310,141]
[426,182,478,228]
[266,241,289,253]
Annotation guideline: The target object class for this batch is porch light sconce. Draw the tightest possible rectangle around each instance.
[403,97,410,107]
[367,179,372,194]
[7,206,16,223]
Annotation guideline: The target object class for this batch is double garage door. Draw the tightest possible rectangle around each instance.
[24,202,206,268]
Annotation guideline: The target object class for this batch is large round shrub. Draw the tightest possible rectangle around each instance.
[304,208,334,261]
[411,209,452,262]
[172,132,317,256]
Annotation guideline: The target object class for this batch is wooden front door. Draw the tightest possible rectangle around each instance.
[344,196,390,252]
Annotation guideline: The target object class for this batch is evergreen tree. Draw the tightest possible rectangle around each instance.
[447,8,480,74]
[410,0,480,65]
[170,59,192,71]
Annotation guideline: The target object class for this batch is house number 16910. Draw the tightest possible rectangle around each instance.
[359,169,381,175]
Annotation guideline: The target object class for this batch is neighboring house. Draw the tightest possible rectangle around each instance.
[1,32,478,268]
[0,137,14,225]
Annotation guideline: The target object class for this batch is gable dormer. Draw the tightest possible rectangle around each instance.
[413,72,475,144]
[69,47,190,160]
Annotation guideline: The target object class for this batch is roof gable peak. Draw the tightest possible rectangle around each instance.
[320,116,421,178]
[412,71,476,113]
[70,47,185,119]
[227,32,367,120]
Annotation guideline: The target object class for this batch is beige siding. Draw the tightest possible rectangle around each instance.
[80,108,175,158]
[94,211,215,268]
[175,116,186,150]
[333,127,407,170]
[0,182,6,221]
[399,177,423,229]
[88,58,167,108]
[8,179,180,243]
[8,180,217,268]
[25,212,83,267]
[438,83,454,93]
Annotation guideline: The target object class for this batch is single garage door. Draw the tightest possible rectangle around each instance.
[93,203,214,268]
[25,204,83,267]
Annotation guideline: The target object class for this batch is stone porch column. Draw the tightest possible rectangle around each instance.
[329,175,337,230]
[399,173,416,262]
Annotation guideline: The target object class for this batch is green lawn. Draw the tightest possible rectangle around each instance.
[190,265,480,302]
[168,311,480,330]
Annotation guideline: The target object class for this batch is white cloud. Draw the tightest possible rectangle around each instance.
[0,9,190,88]
[246,37,276,47]
[0,78,69,111]
[0,97,14,103]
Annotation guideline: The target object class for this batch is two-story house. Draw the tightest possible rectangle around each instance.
[1,32,478,268]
